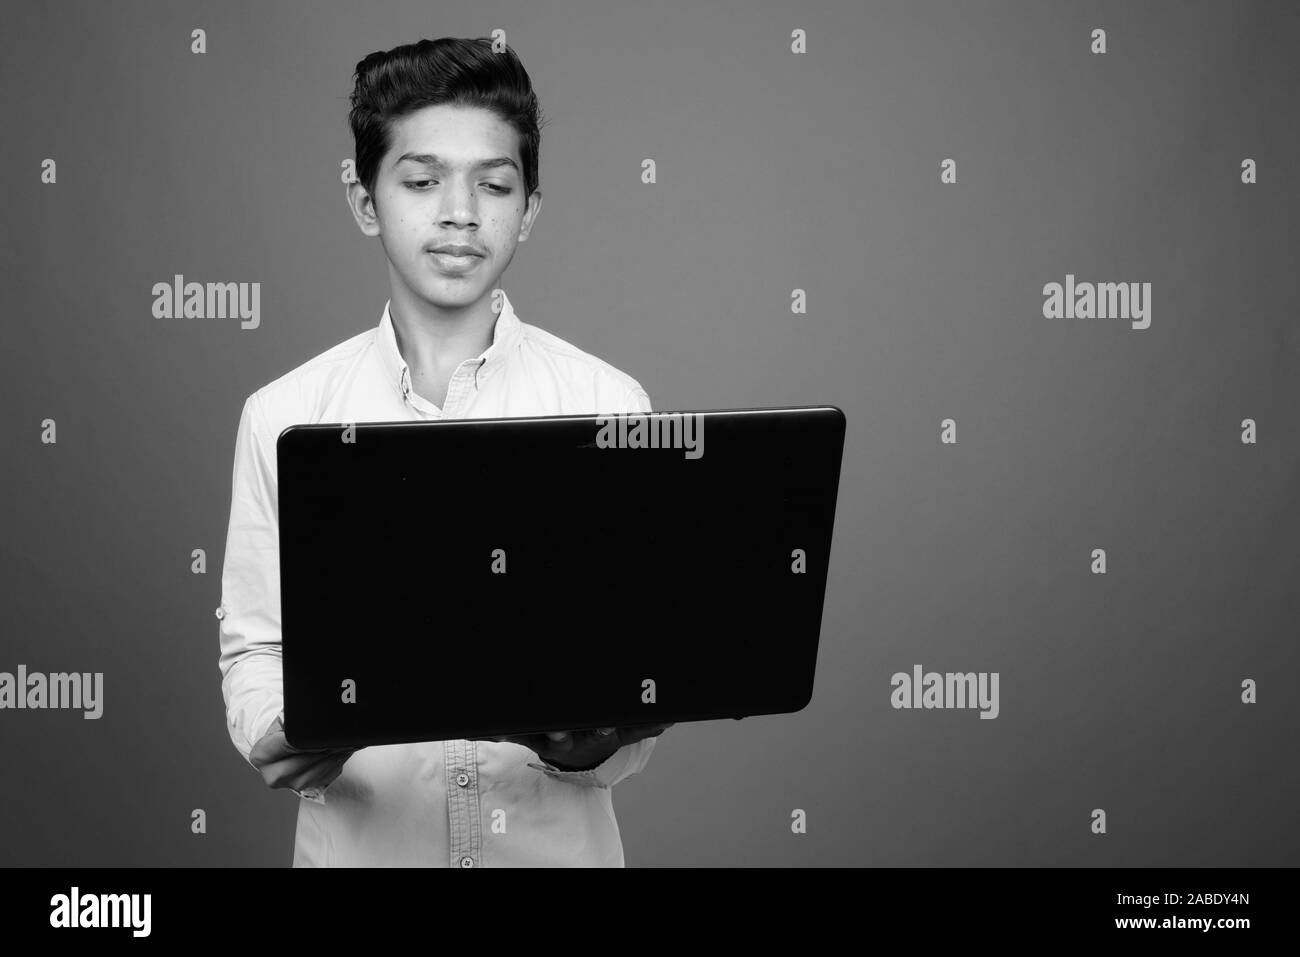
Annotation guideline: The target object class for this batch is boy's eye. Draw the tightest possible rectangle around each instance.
[406,180,511,193]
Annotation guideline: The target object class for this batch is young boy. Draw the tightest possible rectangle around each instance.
[217,37,672,867]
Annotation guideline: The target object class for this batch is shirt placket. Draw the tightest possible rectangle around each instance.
[397,353,487,867]
[399,360,485,418]
[442,360,484,417]
[445,738,482,867]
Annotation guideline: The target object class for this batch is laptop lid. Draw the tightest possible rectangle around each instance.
[278,405,846,749]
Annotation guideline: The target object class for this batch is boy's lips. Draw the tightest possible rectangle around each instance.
[427,243,484,257]
[428,250,485,273]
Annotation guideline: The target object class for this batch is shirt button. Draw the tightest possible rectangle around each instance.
[214,607,225,620]
[459,856,475,868]
[456,772,470,787]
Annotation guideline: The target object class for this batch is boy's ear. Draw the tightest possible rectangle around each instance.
[347,181,381,237]
[519,190,542,241]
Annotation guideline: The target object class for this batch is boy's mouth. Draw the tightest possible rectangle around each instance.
[428,242,484,257]
[427,250,484,273]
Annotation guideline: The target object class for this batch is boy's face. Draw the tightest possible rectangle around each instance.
[349,104,541,311]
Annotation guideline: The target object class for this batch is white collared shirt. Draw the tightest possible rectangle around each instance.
[217,291,657,867]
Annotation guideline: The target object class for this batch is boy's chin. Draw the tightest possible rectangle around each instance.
[416,276,494,308]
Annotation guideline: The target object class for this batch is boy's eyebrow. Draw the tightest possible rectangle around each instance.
[394,152,519,173]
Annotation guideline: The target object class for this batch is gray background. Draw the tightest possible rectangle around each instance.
[1,0,1297,866]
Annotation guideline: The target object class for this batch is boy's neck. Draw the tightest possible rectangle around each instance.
[389,289,497,377]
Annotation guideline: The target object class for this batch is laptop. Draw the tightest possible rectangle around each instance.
[277,405,847,749]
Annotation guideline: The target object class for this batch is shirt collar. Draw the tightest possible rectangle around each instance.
[376,291,522,398]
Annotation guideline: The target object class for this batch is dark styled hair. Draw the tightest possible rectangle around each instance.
[348,37,545,213]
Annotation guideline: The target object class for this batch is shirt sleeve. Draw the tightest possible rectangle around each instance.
[217,392,287,768]
[626,385,653,415]
[526,380,663,789]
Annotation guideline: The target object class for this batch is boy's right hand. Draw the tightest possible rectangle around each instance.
[248,716,357,793]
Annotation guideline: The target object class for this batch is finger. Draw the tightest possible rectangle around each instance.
[282,750,351,791]
[249,736,283,765]
[250,734,307,770]
[287,751,352,793]
[257,745,355,785]
[249,721,290,763]
[545,731,576,754]
[257,718,335,757]
[562,728,606,749]
[280,733,335,755]
[251,729,335,765]
[257,751,333,788]
[494,732,547,754]
[314,754,351,790]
